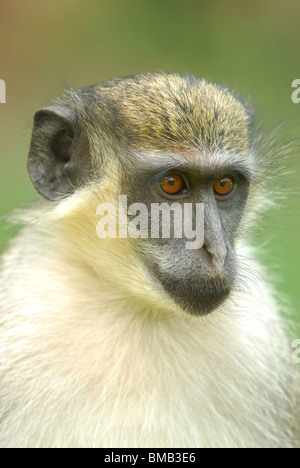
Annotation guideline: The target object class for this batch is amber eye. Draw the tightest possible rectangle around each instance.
[160,173,184,195]
[214,176,234,197]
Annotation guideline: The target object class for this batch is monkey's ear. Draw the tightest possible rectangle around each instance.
[28,106,90,201]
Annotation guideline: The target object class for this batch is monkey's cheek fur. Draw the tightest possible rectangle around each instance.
[156,275,233,316]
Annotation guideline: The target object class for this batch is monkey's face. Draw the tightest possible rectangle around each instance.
[123,151,250,316]
[27,73,253,316]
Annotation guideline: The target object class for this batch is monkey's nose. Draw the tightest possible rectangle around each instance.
[199,243,227,276]
[198,245,213,269]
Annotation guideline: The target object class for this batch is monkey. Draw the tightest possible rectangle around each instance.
[0,73,299,448]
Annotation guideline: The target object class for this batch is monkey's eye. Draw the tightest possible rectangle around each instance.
[214,176,235,197]
[160,173,185,195]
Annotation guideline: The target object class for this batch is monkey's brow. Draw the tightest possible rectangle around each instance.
[132,152,254,177]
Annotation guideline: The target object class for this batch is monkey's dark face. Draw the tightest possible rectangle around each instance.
[124,152,250,315]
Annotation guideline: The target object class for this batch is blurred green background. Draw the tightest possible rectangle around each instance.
[0,0,299,337]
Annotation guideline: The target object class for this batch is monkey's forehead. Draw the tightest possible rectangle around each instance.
[71,73,252,156]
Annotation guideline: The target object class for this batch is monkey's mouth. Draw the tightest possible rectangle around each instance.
[157,274,232,316]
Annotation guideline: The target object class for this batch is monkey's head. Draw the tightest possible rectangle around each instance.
[28,73,254,316]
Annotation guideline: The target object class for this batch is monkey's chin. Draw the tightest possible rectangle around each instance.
[158,277,232,316]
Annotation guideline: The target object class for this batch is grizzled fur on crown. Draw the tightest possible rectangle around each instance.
[60,73,252,156]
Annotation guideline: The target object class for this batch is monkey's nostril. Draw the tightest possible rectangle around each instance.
[199,245,213,267]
